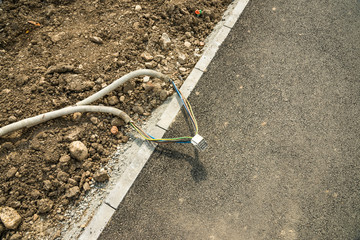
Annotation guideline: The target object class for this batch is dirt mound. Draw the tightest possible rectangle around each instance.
[0,0,231,239]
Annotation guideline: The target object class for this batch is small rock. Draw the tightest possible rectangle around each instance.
[30,189,41,199]
[68,178,77,186]
[57,171,69,182]
[119,96,125,102]
[8,115,17,123]
[0,207,22,229]
[133,105,144,115]
[154,55,165,62]
[69,141,88,161]
[66,75,94,92]
[107,96,119,105]
[83,182,90,191]
[93,169,109,182]
[159,90,168,101]
[89,36,103,44]
[6,167,17,179]
[145,61,157,69]
[122,135,129,143]
[143,76,150,82]
[49,32,66,43]
[185,32,192,38]
[160,33,171,50]
[135,5,142,11]
[37,198,53,214]
[179,67,187,73]
[111,118,125,127]
[140,52,154,61]
[90,117,99,125]
[110,126,118,135]
[46,64,75,74]
[178,52,187,64]
[65,186,80,198]
[59,155,71,165]
[184,41,191,48]
[43,180,52,191]
[73,112,82,121]
[33,214,39,221]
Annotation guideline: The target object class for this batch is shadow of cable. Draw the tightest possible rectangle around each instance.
[155,146,207,183]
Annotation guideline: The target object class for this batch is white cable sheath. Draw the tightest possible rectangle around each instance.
[0,69,170,137]
[0,106,130,137]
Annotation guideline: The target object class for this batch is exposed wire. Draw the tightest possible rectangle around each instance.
[130,78,198,144]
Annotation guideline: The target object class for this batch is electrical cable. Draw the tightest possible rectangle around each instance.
[130,78,198,144]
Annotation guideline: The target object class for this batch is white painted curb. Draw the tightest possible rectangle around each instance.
[78,1,249,239]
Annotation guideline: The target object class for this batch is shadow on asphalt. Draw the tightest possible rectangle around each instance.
[156,146,207,183]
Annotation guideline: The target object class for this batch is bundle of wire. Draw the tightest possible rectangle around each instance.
[130,79,198,144]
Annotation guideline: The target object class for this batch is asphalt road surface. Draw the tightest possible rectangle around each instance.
[99,0,360,239]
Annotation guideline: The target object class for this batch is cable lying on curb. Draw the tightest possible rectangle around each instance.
[0,69,207,150]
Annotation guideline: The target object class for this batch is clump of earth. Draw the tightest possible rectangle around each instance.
[0,0,231,239]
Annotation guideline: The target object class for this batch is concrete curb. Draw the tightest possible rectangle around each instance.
[78,1,249,239]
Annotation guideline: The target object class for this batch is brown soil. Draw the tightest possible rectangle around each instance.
[0,0,231,239]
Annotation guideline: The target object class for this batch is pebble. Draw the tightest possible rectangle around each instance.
[110,126,118,135]
[83,182,90,192]
[37,198,54,213]
[59,155,71,165]
[65,186,80,198]
[133,105,144,115]
[69,141,88,161]
[6,167,17,179]
[159,90,168,101]
[43,180,52,191]
[0,207,22,229]
[49,32,66,43]
[46,64,75,74]
[135,5,142,11]
[66,75,95,92]
[89,36,103,44]
[140,52,153,61]
[119,96,125,102]
[73,112,82,121]
[90,117,99,125]
[179,67,187,73]
[160,33,171,50]
[108,96,119,105]
[145,61,157,69]
[57,171,69,182]
[8,115,17,123]
[93,169,109,182]
[33,214,39,221]
[178,52,187,64]
[184,41,191,48]
[111,117,125,127]
[143,76,150,82]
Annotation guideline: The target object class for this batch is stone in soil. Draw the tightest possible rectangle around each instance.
[65,186,80,198]
[37,199,54,214]
[93,169,109,182]
[83,182,91,192]
[89,36,103,44]
[0,207,22,230]
[69,141,88,161]
[160,33,171,50]
[111,117,125,127]
[6,167,17,179]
